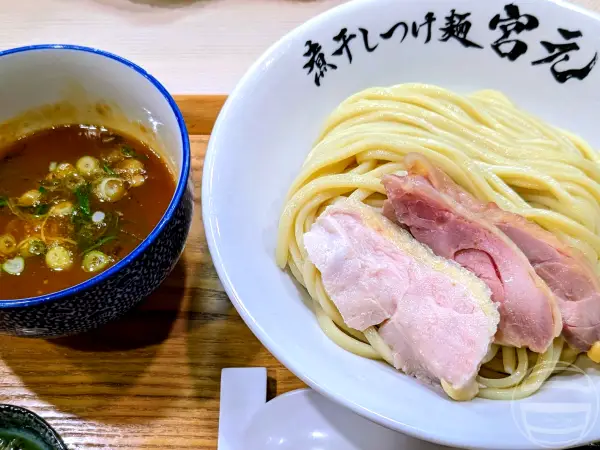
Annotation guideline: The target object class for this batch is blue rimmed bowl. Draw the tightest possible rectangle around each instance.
[0,45,193,338]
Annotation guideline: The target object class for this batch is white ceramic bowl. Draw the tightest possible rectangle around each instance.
[204,1,600,448]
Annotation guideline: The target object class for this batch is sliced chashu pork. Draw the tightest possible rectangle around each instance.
[493,211,600,351]
[391,153,600,351]
[303,199,499,399]
[382,156,561,354]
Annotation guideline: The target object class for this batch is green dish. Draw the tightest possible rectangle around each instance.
[0,429,49,450]
[0,405,65,450]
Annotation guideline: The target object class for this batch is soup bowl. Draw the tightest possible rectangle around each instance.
[204,0,600,448]
[0,45,192,338]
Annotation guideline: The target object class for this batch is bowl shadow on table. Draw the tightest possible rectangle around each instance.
[183,219,311,406]
[184,298,293,406]
[182,189,315,402]
[53,261,187,351]
[0,261,187,425]
[182,228,270,407]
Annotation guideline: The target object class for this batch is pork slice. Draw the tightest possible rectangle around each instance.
[401,153,600,351]
[303,200,499,393]
[491,208,600,351]
[383,166,561,353]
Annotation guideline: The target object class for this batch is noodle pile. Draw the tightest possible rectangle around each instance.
[275,83,600,400]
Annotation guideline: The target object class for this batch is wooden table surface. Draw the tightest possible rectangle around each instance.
[0,96,306,450]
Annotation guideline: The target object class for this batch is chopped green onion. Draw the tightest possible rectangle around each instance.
[95,177,126,203]
[74,183,92,219]
[76,156,100,177]
[0,234,17,255]
[84,235,117,254]
[2,256,24,275]
[82,250,111,273]
[18,190,42,207]
[121,146,147,160]
[33,203,50,216]
[64,173,85,191]
[103,164,117,176]
[129,174,146,187]
[56,162,75,175]
[19,238,46,258]
[50,201,74,217]
[121,146,136,157]
[45,246,73,271]
[74,221,95,250]
[0,196,6,207]
[49,161,58,172]
[38,186,47,194]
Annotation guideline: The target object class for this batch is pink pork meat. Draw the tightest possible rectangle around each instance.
[303,199,499,397]
[382,155,561,353]
[391,153,600,351]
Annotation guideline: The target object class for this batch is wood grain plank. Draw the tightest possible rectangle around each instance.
[0,133,306,450]
[175,96,227,135]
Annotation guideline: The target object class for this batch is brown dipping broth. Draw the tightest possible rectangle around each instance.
[0,125,175,300]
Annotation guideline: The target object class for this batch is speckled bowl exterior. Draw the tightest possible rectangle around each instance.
[0,45,192,338]
[0,188,193,338]
[0,404,67,449]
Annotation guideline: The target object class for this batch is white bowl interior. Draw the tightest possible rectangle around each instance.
[0,47,184,175]
[205,0,600,448]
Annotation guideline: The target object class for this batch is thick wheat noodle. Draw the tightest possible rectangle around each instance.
[276,83,599,400]
[477,347,529,390]
[502,346,517,375]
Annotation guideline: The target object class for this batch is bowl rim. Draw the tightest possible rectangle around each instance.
[0,44,190,309]
[203,0,600,448]
[0,403,67,449]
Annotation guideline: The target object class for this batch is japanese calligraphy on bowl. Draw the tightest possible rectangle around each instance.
[204,0,600,449]
[303,3,598,87]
